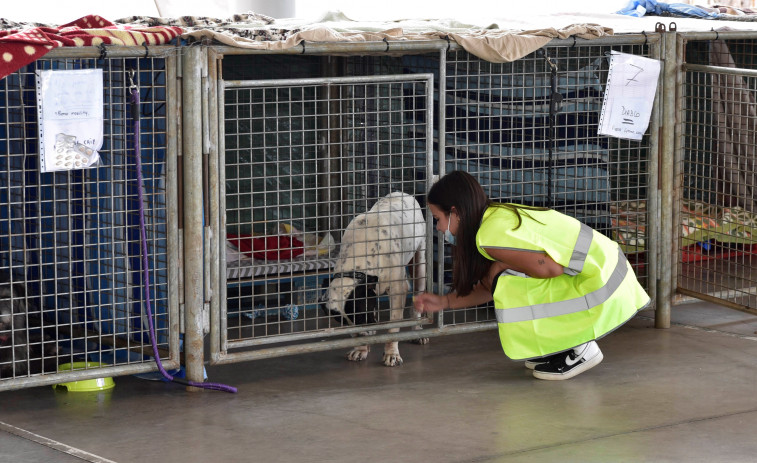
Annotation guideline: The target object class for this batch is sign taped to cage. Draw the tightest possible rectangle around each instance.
[36,69,104,173]
[598,51,661,141]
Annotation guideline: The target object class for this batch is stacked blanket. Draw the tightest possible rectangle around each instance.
[0,15,182,80]
[611,200,757,255]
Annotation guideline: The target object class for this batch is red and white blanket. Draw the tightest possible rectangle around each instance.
[0,15,182,80]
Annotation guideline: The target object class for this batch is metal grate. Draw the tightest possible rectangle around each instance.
[400,44,655,328]
[0,52,176,388]
[680,39,757,311]
[218,73,433,357]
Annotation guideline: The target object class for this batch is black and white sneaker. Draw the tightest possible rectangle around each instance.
[532,341,603,380]
[524,352,564,370]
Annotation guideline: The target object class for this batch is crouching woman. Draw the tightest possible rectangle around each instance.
[414,170,650,380]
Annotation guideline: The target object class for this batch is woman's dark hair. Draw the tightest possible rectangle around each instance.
[427,170,547,296]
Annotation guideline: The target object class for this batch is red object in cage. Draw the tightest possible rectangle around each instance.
[227,234,305,261]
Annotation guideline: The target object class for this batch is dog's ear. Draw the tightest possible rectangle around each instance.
[346,283,378,325]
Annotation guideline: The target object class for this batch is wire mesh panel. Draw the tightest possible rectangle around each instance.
[401,42,656,328]
[0,50,178,389]
[679,38,757,311]
[216,72,433,360]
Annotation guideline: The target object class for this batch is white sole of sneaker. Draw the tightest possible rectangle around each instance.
[532,351,604,381]
[524,360,543,370]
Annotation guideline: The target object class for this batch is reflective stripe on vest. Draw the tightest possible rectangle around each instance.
[495,247,628,324]
[563,222,593,276]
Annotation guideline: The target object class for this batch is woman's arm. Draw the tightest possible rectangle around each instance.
[483,247,563,279]
[414,283,493,313]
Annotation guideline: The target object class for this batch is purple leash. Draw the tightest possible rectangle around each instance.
[129,72,236,393]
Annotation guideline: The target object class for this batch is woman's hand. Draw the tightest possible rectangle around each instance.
[413,292,447,313]
[415,285,494,313]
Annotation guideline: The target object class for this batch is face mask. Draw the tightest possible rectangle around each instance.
[444,214,456,245]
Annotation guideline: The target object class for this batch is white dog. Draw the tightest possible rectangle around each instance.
[321,192,427,367]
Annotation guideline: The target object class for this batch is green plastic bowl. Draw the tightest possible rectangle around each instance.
[54,362,115,392]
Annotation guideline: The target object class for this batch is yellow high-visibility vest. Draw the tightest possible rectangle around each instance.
[476,205,650,360]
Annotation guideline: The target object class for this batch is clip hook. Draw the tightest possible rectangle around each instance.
[542,49,557,72]
[129,69,137,91]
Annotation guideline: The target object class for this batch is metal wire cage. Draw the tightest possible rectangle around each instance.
[679,37,757,311]
[0,49,179,389]
[213,52,435,361]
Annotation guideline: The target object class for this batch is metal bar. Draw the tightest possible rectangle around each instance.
[44,46,179,59]
[548,34,662,46]
[656,30,677,329]
[209,34,660,58]
[228,318,430,348]
[217,77,230,358]
[671,34,685,312]
[176,50,186,316]
[212,41,455,56]
[425,62,435,312]
[0,359,181,392]
[677,288,757,316]
[646,38,661,313]
[181,45,206,389]
[436,48,447,329]
[202,48,212,336]
[677,30,757,41]
[684,62,757,77]
[214,322,497,364]
[207,48,223,362]
[224,73,438,88]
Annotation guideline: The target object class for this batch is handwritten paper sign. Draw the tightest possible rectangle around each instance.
[598,51,661,141]
[36,69,104,173]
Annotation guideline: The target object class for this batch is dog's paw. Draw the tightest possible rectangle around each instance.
[382,353,403,367]
[411,337,429,345]
[347,346,369,362]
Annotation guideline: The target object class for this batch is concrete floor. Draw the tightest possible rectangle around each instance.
[2,301,757,463]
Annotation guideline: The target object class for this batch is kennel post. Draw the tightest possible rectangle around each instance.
[646,36,661,324]
[656,29,678,329]
[182,45,207,388]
